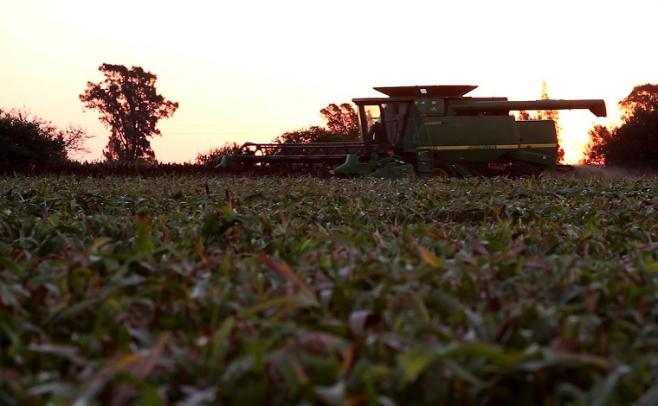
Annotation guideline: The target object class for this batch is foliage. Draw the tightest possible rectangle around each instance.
[80,63,179,162]
[319,103,360,137]
[0,109,91,165]
[619,83,658,119]
[584,125,612,166]
[273,125,354,144]
[1,175,658,404]
[58,125,93,159]
[196,142,242,166]
[274,103,360,144]
[586,84,658,170]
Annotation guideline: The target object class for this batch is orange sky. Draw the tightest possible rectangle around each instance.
[1,0,657,164]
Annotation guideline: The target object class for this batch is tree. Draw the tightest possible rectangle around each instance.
[196,142,242,166]
[585,84,658,169]
[619,83,658,119]
[273,126,343,144]
[517,110,532,121]
[0,109,91,165]
[58,125,93,157]
[583,124,612,165]
[80,63,178,162]
[319,103,360,137]
[273,102,360,144]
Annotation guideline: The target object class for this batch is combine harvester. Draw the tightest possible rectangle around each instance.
[219,85,606,178]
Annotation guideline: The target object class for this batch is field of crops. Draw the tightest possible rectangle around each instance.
[1,174,658,404]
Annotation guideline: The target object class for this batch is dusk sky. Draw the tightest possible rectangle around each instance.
[2,0,656,163]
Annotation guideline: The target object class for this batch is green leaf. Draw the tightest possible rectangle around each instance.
[134,383,161,406]
[418,246,444,269]
[642,262,658,272]
[136,212,153,257]
[446,342,528,367]
[209,317,235,371]
[0,257,23,275]
[398,349,435,385]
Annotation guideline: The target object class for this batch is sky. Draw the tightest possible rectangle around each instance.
[1,0,657,164]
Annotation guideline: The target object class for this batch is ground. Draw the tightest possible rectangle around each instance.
[1,174,658,404]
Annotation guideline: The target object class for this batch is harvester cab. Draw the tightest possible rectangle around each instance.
[360,101,410,148]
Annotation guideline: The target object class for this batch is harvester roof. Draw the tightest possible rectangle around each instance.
[374,85,477,97]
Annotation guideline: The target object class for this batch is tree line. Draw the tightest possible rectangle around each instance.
[1,63,657,170]
[585,84,658,169]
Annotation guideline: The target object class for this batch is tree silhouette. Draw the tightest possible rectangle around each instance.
[586,84,658,169]
[584,125,611,165]
[0,109,91,165]
[80,64,178,162]
[619,83,658,118]
[273,125,359,144]
[319,103,360,137]
[196,142,242,166]
[274,103,360,144]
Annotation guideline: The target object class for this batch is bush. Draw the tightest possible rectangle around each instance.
[273,126,358,144]
[0,109,91,166]
[0,110,68,165]
[196,142,242,166]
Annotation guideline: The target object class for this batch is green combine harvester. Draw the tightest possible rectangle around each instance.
[219,85,606,177]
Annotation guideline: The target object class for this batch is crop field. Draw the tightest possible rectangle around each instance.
[1,174,658,404]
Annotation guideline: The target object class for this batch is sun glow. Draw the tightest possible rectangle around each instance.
[558,113,599,164]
